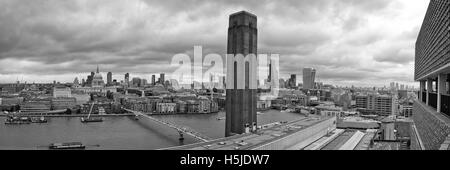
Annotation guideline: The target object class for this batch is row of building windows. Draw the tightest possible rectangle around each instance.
[415,0,450,80]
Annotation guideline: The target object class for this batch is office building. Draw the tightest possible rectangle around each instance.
[414,0,450,150]
[303,68,316,89]
[355,94,396,116]
[51,97,77,110]
[288,74,296,89]
[355,95,368,109]
[107,72,112,85]
[160,73,165,84]
[373,95,396,116]
[152,75,156,85]
[53,86,71,98]
[125,73,130,87]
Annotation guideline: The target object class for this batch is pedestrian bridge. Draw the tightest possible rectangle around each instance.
[122,108,213,142]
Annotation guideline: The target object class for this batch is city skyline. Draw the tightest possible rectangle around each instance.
[0,0,448,153]
[0,0,428,87]
[0,66,419,90]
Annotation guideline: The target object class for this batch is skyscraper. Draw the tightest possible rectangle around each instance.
[225,11,258,137]
[268,63,272,82]
[160,73,165,84]
[125,73,130,87]
[152,75,156,85]
[303,68,316,89]
[289,74,296,88]
[107,72,112,85]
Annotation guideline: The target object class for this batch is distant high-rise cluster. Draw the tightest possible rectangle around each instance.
[389,82,411,91]
[287,74,297,89]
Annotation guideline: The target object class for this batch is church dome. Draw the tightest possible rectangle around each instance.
[91,65,105,87]
[93,73,103,79]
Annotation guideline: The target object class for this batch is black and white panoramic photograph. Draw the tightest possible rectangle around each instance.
[0,0,449,166]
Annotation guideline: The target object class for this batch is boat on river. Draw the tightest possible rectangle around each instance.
[49,142,85,150]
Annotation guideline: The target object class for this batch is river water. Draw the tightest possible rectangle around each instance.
[0,110,304,150]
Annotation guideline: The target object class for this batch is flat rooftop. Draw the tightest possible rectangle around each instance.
[342,116,380,123]
[162,115,331,150]
[321,131,356,150]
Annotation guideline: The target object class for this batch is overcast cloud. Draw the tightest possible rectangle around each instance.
[0,0,429,87]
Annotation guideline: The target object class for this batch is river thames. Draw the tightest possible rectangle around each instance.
[0,110,304,150]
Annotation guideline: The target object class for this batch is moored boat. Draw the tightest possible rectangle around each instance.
[49,142,86,150]
[4,116,32,125]
[32,116,48,123]
[4,120,31,125]
[81,117,103,123]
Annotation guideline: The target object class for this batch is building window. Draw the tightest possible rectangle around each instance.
[234,61,237,89]
[245,61,250,89]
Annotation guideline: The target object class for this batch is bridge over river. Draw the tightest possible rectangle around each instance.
[123,108,213,142]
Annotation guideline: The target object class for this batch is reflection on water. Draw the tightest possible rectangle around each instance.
[0,110,303,149]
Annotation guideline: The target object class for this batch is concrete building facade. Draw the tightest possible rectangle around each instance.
[53,86,71,98]
[355,94,396,116]
[414,0,450,150]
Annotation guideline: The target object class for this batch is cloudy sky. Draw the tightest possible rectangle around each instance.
[0,0,429,87]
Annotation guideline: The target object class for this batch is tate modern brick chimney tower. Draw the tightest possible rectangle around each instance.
[225,11,258,137]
